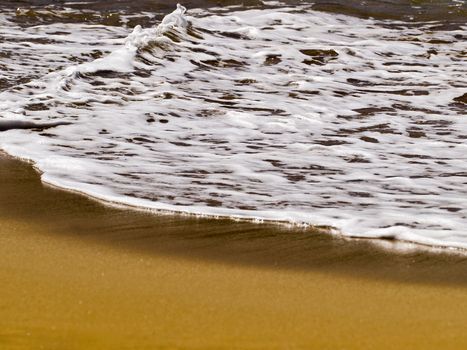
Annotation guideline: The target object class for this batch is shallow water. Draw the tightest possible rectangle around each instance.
[3,152,467,286]
[0,1,466,248]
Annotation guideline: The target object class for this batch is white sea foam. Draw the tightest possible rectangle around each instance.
[0,3,466,249]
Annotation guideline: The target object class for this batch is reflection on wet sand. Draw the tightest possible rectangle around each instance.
[1,153,467,285]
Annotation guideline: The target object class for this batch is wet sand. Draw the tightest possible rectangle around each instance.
[2,153,467,349]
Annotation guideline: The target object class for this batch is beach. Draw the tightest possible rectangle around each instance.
[1,0,467,348]
[2,153,467,349]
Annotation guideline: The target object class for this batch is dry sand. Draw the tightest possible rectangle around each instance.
[1,153,467,349]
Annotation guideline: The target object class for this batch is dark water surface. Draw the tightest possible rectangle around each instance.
[2,0,466,25]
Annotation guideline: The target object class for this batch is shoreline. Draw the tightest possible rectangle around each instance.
[2,153,467,348]
[1,151,467,285]
[4,149,467,255]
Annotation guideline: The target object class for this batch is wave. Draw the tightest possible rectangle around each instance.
[0,3,466,249]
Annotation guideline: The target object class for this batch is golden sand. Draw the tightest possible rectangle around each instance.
[1,154,467,349]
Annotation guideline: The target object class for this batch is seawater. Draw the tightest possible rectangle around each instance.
[0,1,466,248]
